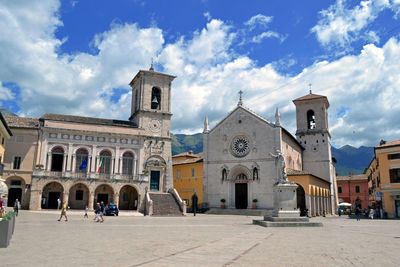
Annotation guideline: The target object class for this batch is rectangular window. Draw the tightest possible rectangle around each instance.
[176,170,181,179]
[355,185,360,193]
[191,168,195,177]
[389,168,400,183]
[388,153,400,160]
[1,137,4,145]
[11,180,21,186]
[338,186,342,194]
[13,156,21,169]
[76,190,83,201]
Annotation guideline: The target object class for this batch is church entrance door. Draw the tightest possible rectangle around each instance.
[150,171,160,191]
[235,183,248,209]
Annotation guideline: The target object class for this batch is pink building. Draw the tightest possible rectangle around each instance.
[337,174,369,209]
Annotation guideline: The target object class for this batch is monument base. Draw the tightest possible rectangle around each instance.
[253,182,323,227]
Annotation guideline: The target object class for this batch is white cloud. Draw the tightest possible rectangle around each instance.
[0,82,14,101]
[245,14,273,30]
[251,31,286,43]
[1,0,400,147]
[311,0,392,47]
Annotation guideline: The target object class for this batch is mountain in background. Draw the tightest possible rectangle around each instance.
[0,108,17,117]
[171,133,374,176]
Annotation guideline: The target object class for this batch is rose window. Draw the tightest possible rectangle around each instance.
[231,136,250,157]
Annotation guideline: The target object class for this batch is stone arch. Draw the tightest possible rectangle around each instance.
[48,144,68,153]
[119,185,139,210]
[5,176,26,207]
[151,86,161,110]
[98,149,112,175]
[307,109,316,129]
[68,183,90,209]
[75,148,89,173]
[144,155,167,169]
[228,165,252,182]
[122,151,134,176]
[120,148,137,159]
[94,184,115,206]
[97,147,115,157]
[73,145,91,154]
[51,146,65,172]
[296,183,306,216]
[42,181,64,209]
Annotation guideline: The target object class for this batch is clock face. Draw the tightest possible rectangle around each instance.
[149,119,161,132]
[231,135,250,157]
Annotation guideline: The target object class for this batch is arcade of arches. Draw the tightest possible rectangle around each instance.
[5,176,27,208]
[36,181,140,210]
[288,174,331,217]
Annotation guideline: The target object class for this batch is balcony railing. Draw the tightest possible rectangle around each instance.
[32,169,148,182]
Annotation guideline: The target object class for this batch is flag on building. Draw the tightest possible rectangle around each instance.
[97,157,103,173]
[79,156,88,170]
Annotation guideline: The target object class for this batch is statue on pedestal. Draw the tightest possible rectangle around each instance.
[270,149,289,184]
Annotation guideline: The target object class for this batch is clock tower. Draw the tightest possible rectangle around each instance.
[129,66,176,137]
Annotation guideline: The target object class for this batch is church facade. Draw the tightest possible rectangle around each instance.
[203,92,338,216]
[4,68,177,211]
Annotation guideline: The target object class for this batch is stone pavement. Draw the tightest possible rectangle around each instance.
[0,211,399,266]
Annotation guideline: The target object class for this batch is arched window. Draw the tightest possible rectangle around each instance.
[99,150,112,174]
[253,168,258,180]
[222,168,227,181]
[75,148,89,172]
[122,152,134,175]
[307,110,316,129]
[151,87,161,110]
[51,146,64,172]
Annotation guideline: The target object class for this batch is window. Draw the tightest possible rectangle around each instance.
[151,87,161,110]
[1,137,4,145]
[307,110,316,129]
[176,170,181,179]
[389,168,400,183]
[75,148,89,172]
[355,185,360,193]
[191,168,195,177]
[11,180,21,186]
[122,152,134,175]
[388,153,400,160]
[76,190,83,201]
[99,150,111,174]
[338,186,342,194]
[13,156,21,169]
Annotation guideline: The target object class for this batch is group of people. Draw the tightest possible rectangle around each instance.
[338,206,379,220]
[57,201,106,223]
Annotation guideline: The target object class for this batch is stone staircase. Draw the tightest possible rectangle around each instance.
[149,192,183,216]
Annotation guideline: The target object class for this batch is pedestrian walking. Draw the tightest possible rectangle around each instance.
[94,202,101,222]
[58,201,68,221]
[100,201,105,223]
[57,198,61,210]
[338,208,342,216]
[355,208,361,221]
[14,198,20,216]
[369,208,374,219]
[84,205,89,219]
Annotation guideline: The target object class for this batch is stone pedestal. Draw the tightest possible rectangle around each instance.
[273,182,300,217]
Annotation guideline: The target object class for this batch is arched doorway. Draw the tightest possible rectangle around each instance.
[68,183,89,209]
[235,181,248,209]
[119,185,138,210]
[42,182,64,209]
[94,184,114,207]
[296,184,306,216]
[6,177,25,207]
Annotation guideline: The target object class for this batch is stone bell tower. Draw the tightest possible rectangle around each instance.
[293,91,337,213]
[129,66,176,138]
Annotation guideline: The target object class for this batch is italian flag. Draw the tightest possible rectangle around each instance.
[97,157,104,173]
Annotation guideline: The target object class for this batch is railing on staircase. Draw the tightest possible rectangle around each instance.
[168,188,187,216]
[144,191,153,216]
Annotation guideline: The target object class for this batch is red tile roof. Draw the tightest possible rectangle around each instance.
[375,139,400,148]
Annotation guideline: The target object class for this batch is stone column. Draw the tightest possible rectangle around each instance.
[91,146,97,173]
[29,189,42,210]
[111,157,115,175]
[67,144,73,171]
[47,152,52,171]
[72,154,76,173]
[62,154,67,172]
[63,192,69,206]
[133,159,137,176]
[114,193,119,207]
[88,192,94,210]
[118,158,123,174]
[87,156,92,175]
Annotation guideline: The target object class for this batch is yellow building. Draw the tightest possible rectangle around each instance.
[367,139,400,218]
[287,169,331,216]
[172,151,203,211]
[0,112,13,206]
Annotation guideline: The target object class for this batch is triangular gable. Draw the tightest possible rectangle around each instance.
[208,104,276,134]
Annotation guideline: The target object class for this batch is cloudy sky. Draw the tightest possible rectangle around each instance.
[1,0,400,148]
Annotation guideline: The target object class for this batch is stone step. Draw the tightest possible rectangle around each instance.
[263,216,310,222]
[253,219,323,227]
[149,192,182,216]
[206,208,275,216]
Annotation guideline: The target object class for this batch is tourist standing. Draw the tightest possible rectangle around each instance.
[355,208,361,221]
[57,198,61,210]
[84,205,89,219]
[100,201,105,223]
[14,199,19,216]
[58,201,68,221]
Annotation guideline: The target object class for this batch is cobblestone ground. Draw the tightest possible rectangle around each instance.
[0,210,399,267]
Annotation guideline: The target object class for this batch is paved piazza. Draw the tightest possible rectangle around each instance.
[0,211,399,266]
